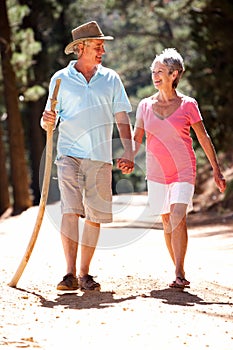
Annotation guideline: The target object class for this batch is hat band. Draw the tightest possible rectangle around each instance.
[73,34,105,40]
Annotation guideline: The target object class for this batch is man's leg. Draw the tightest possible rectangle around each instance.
[78,220,101,291]
[57,213,79,290]
[60,213,80,276]
[79,220,100,277]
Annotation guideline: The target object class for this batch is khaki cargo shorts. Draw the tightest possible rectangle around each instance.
[56,156,113,223]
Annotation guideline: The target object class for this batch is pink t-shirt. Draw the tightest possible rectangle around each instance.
[136,94,202,184]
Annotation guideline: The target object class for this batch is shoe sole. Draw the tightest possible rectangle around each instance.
[57,285,78,291]
[79,285,101,291]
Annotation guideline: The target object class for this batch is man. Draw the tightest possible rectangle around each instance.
[41,21,134,291]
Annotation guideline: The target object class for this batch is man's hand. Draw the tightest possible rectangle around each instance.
[115,112,134,174]
[117,151,134,174]
[41,110,56,131]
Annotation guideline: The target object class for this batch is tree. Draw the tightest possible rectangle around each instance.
[1,0,232,206]
[17,0,83,203]
[0,122,10,215]
[0,0,32,213]
[190,0,233,152]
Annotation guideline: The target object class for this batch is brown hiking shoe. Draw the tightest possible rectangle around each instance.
[78,274,101,291]
[57,273,78,291]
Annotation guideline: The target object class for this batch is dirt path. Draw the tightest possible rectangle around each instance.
[0,196,232,349]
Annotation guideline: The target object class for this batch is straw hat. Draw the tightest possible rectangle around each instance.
[64,21,114,55]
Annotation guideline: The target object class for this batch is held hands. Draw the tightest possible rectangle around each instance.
[117,151,134,174]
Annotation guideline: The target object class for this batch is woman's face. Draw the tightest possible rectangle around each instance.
[151,62,174,90]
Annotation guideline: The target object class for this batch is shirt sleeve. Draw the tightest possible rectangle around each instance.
[188,98,203,124]
[112,74,132,114]
[135,100,145,122]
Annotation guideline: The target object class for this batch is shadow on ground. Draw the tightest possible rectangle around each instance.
[15,280,233,310]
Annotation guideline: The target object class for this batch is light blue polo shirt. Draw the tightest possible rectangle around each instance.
[45,61,132,163]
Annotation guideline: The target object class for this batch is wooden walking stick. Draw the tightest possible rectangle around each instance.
[8,78,61,287]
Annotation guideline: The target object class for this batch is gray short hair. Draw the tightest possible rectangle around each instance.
[151,48,185,88]
[73,40,88,58]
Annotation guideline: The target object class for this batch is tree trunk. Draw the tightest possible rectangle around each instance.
[0,124,11,215]
[0,0,32,214]
[26,100,45,205]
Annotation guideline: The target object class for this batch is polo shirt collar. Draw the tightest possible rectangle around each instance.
[68,61,104,77]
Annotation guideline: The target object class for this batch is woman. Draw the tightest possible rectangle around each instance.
[133,48,226,288]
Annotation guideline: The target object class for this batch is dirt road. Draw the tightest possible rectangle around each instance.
[0,195,232,349]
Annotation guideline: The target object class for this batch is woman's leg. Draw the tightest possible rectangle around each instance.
[161,213,175,264]
[162,204,190,286]
[170,203,188,280]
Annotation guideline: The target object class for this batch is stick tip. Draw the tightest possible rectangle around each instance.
[8,281,17,288]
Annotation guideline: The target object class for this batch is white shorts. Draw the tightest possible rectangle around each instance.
[147,181,194,215]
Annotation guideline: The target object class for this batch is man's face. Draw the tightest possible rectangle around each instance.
[81,39,106,65]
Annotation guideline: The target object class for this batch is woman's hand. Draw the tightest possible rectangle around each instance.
[214,170,226,193]
[117,151,134,174]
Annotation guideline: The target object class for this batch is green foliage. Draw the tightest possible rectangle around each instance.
[22,85,46,101]
[12,29,41,85]
[7,1,30,25]
[5,1,42,99]
[189,0,233,152]
[1,0,233,199]
[103,0,197,103]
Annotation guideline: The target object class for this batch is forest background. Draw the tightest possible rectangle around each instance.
[0,0,233,216]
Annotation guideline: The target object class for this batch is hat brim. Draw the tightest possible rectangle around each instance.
[64,36,114,55]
